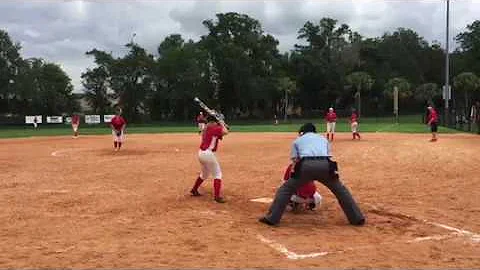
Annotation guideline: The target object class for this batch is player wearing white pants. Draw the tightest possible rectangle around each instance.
[325,108,337,141]
[190,117,229,203]
[112,130,125,143]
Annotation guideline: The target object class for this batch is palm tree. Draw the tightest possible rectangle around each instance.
[453,72,480,118]
[345,72,374,117]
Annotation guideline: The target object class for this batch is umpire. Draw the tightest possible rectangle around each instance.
[259,123,365,226]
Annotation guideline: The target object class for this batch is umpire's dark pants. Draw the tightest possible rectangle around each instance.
[264,158,365,225]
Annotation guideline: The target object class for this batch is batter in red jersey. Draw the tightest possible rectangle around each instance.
[427,106,438,142]
[110,108,127,151]
[325,108,337,141]
[71,114,80,138]
[350,109,361,140]
[190,115,229,203]
[282,163,322,211]
[196,112,207,134]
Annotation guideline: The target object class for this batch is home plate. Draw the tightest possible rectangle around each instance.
[251,197,273,203]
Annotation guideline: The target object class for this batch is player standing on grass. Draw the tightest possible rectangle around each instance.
[110,108,127,151]
[190,115,229,203]
[71,114,80,138]
[196,112,207,134]
[427,106,438,142]
[350,109,361,140]
[325,108,337,141]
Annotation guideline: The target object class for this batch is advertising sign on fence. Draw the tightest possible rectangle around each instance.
[85,115,101,124]
[25,115,42,124]
[103,115,115,123]
[47,116,63,123]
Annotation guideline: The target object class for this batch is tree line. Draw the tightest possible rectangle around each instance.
[1,12,480,123]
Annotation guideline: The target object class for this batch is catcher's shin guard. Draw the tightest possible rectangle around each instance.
[325,177,365,225]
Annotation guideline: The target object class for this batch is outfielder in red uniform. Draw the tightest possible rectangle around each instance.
[350,110,361,140]
[427,106,438,142]
[110,108,127,151]
[325,108,337,141]
[196,112,207,134]
[190,115,229,203]
[71,114,80,138]
[283,164,322,211]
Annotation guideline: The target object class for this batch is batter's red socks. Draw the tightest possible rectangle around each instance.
[356,133,361,139]
[118,142,122,149]
[114,141,118,148]
[213,179,222,198]
[192,176,204,192]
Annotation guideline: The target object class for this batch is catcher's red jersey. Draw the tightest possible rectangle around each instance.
[283,164,317,198]
[199,124,223,152]
[111,115,126,130]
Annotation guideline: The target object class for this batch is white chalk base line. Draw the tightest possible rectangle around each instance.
[255,200,480,260]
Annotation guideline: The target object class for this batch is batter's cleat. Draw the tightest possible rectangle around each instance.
[214,197,226,203]
[258,217,276,226]
[190,189,201,197]
[430,138,437,142]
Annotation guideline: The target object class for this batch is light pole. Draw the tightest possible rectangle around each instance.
[444,0,450,126]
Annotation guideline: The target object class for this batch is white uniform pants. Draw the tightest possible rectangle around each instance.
[198,149,222,180]
[291,192,322,207]
[112,130,125,142]
[351,121,358,133]
[198,123,206,131]
[326,122,336,133]
[72,124,79,132]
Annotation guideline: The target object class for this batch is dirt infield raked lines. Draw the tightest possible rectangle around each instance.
[0,133,479,268]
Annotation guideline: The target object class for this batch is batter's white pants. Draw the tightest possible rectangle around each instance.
[351,121,358,133]
[326,122,336,133]
[291,192,322,208]
[198,149,222,180]
[112,130,125,143]
[72,124,79,132]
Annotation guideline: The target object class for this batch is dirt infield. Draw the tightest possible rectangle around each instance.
[0,132,479,268]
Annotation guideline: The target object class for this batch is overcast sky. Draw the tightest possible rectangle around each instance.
[1,0,479,93]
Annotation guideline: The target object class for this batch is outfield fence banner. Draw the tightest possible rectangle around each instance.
[25,115,42,124]
[85,115,101,124]
[47,116,63,123]
[103,115,115,123]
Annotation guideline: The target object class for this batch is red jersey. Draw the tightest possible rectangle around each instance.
[283,164,317,198]
[326,112,337,122]
[199,124,224,152]
[351,113,358,123]
[428,109,438,124]
[72,115,80,125]
[196,114,207,123]
[111,115,126,130]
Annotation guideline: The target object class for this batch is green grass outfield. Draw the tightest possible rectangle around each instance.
[0,115,461,139]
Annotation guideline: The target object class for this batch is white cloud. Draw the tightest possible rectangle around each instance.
[1,0,479,93]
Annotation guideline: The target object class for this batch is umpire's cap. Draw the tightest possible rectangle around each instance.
[299,123,317,134]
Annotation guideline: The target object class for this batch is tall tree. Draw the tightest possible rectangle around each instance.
[414,83,441,106]
[0,30,22,113]
[345,71,374,117]
[456,20,480,75]
[453,72,480,116]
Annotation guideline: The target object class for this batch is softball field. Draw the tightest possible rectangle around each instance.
[0,133,479,268]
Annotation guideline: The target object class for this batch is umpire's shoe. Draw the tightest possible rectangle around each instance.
[258,217,276,226]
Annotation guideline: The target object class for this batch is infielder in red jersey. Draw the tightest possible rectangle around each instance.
[110,108,127,151]
[325,108,337,141]
[196,112,207,134]
[282,164,322,211]
[427,106,438,142]
[350,109,361,140]
[71,114,80,138]
[190,115,229,203]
